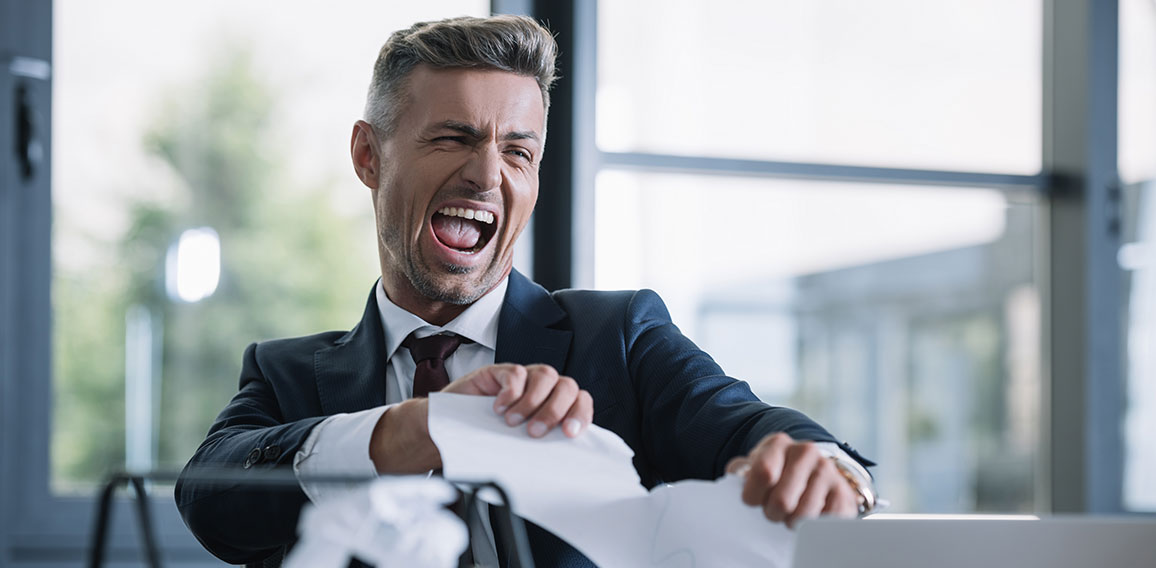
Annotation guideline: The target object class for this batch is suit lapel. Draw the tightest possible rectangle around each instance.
[314,272,572,415]
[314,285,389,415]
[495,270,572,371]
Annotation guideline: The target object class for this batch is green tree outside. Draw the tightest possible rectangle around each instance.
[52,46,378,490]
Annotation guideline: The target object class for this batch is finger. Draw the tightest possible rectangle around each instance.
[525,375,580,438]
[725,456,751,476]
[822,475,860,518]
[560,389,593,438]
[444,363,521,397]
[785,459,837,529]
[764,442,822,523]
[503,364,558,426]
[741,433,793,507]
[491,365,528,412]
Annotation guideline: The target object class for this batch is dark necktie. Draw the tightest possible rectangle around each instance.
[402,332,467,398]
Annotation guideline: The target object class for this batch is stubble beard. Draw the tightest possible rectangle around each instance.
[406,254,488,305]
[385,227,498,306]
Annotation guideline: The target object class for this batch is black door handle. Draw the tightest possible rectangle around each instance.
[15,82,43,181]
[8,57,51,183]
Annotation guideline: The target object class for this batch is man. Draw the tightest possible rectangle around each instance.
[176,14,875,567]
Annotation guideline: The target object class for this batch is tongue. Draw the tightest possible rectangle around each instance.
[432,214,482,250]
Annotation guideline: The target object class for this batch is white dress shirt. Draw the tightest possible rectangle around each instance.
[293,277,507,497]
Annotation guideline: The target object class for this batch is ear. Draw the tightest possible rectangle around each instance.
[351,120,381,189]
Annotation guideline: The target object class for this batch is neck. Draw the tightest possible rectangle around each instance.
[379,268,510,327]
[379,281,468,327]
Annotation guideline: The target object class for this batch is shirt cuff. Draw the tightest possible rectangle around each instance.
[815,442,871,477]
[293,405,394,502]
[815,441,879,512]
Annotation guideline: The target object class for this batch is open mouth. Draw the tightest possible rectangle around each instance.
[431,206,498,254]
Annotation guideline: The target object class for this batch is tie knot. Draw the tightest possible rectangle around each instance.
[403,332,467,364]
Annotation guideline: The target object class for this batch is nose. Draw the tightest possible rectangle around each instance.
[460,144,503,193]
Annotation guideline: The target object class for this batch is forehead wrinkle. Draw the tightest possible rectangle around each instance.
[429,120,541,144]
[429,120,482,138]
[503,130,540,142]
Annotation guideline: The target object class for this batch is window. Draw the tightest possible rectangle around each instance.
[597,0,1041,174]
[592,0,1045,512]
[1122,181,1156,511]
[52,0,488,495]
[1120,0,1156,512]
[594,173,1041,512]
[1120,0,1156,185]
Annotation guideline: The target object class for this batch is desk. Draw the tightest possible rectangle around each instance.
[795,515,1156,568]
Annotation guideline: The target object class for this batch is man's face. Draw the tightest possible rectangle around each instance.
[368,66,544,313]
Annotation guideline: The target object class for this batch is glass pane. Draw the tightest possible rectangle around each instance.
[595,171,1041,513]
[1120,0,1156,184]
[1122,181,1156,511]
[1121,0,1156,512]
[51,0,488,493]
[597,0,1041,174]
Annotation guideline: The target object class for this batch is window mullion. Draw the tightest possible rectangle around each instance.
[1042,0,1123,514]
[601,151,1047,194]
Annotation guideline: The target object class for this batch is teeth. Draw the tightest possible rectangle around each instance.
[438,207,494,224]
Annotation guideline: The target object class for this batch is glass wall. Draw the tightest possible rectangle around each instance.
[1120,0,1156,512]
[595,173,1040,512]
[595,0,1044,513]
[1122,181,1156,512]
[598,0,1041,173]
[1120,0,1156,185]
[51,0,488,493]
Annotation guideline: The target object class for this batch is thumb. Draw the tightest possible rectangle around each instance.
[444,364,519,397]
[726,456,751,476]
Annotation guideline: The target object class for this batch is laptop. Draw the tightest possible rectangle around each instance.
[794,514,1156,568]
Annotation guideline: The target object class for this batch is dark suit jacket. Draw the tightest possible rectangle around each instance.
[176,270,870,566]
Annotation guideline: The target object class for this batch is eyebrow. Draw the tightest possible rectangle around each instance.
[433,120,541,143]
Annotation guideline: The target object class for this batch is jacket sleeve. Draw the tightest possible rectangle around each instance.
[175,342,327,565]
[622,289,872,482]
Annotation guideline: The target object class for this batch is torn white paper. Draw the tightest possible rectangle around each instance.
[429,393,795,568]
[283,476,467,568]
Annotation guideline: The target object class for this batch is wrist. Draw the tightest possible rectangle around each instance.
[813,443,878,516]
[369,398,441,474]
[828,455,877,516]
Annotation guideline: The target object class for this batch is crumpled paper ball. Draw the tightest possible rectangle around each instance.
[283,476,468,568]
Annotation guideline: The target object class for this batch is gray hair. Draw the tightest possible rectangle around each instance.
[365,15,558,137]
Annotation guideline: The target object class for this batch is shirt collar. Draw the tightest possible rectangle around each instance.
[375,276,508,360]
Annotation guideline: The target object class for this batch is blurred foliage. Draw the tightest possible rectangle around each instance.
[52,46,378,489]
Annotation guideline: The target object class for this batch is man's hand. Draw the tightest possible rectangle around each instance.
[444,363,593,439]
[725,433,859,528]
[369,363,592,474]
